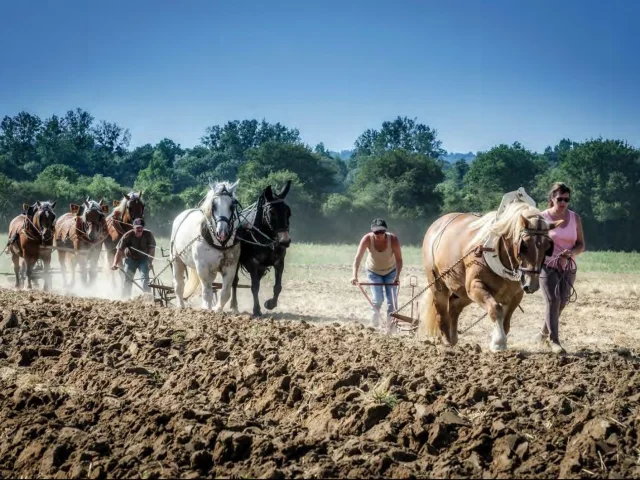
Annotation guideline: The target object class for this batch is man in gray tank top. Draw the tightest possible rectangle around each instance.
[351,219,404,330]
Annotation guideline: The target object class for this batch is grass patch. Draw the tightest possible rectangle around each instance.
[372,389,399,408]
[0,233,638,275]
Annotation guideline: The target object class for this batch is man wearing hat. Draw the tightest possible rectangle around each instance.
[111,218,156,298]
[350,218,404,329]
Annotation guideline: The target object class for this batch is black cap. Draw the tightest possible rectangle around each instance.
[132,218,144,228]
[370,218,387,233]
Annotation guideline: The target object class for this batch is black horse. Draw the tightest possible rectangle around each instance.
[231,181,292,316]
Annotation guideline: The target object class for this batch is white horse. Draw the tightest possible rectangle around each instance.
[170,180,241,311]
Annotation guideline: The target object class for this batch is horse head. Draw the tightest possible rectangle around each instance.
[77,197,109,242]
[33,201,57,241]
[123,190,145,223]
[262,180,292,248]
[517,211,561,294]
[203,180,239,244]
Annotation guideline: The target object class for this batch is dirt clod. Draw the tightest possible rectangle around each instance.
[0,288,638,478]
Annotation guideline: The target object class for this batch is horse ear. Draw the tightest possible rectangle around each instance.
[51,201,56,209]
[229,180,239,195]
[519,213,529,228]
[549,220,563,230]
[84,197,90,206]
[101,205,109,214]
[99,198,104,206]
[278,180,291,198]
[36,201,41,207]
[22,203,29,211]
[70,204,80,215]
[264,185,274,201]
[124,193,130,201]
[138,190,143,198]
[113,200,121,207]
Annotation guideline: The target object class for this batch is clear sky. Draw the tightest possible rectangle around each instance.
[1,0,638,154]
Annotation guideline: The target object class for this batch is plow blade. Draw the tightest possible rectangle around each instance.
[390,312,417,325]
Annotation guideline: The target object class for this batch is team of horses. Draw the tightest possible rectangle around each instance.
[5,180,293,318]
[5,181,555,352]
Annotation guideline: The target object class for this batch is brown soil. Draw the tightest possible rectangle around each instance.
[0,288,639,479]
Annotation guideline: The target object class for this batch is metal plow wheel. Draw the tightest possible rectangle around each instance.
[355,275,420,336]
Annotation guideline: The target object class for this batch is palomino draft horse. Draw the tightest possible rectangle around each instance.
[7,201,57,290]
[230,181,292,317]
[104,191,145,284]
[171,180,241,311]
[54,198,110,288]
[419,202,560,351]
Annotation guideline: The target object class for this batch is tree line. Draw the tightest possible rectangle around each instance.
[1,109,638,250]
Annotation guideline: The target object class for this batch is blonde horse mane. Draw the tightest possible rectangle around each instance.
[469,202,548,245]
[114,197,128,218]
[113,192,141,219]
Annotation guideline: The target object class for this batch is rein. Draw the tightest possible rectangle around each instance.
[74,210,108,246]
[496,225,553,279]
[544,254,578,304]
[236,198,285,249]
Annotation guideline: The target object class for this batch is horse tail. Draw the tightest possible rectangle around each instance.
[417,287,439,340]
[183,267,201,299]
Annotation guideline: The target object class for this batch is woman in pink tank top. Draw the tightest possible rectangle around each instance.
[537,183,586,353]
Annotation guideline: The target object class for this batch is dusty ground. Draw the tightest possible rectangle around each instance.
[0,262,639,478]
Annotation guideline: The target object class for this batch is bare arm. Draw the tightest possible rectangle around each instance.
[351,235,370,284]
[570,213,586,256]
[391,235,403,283]
[111,248,124,270]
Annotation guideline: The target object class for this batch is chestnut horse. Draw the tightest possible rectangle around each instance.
[104,191,145,285]
[54,198,109,288]
[7,201,57,290]
[419,202,561,351]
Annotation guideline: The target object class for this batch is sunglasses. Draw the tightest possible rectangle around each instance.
[556,197,570,203]
[373,231,386,235]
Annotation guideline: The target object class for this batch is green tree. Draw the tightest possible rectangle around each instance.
[352,116,446,160]
[240,142,338,199]
[350,149,444,218]
[36,164,80,184]
[462,142,546,211]
[0,112,43,179]
[553,139,640,222]
[134,149,184,232]
[201,119,301,161]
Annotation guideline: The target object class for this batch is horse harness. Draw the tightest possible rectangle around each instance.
[69,203,108,246]
[18,206,56,246]
[201,185,241,250]
[111,194,145,235]
[237,197,287,250]
[431,212,553,283]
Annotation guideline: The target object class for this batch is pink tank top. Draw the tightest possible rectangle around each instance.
[542,210,578,264]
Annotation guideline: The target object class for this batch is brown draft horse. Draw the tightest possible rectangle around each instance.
[54,198,109,288]
[104,191,145,284]
[419,202,561,351]
[7,201,57,290]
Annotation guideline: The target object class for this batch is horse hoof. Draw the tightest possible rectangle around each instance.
[252,310,263,318]
[489,342,507,352]
[264,299,277,310]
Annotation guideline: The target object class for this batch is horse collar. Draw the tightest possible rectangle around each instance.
[482,234,522,282]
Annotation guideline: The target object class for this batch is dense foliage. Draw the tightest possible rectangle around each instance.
[1,110,638,249]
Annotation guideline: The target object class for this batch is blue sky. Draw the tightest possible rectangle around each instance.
[1,0,638,154]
